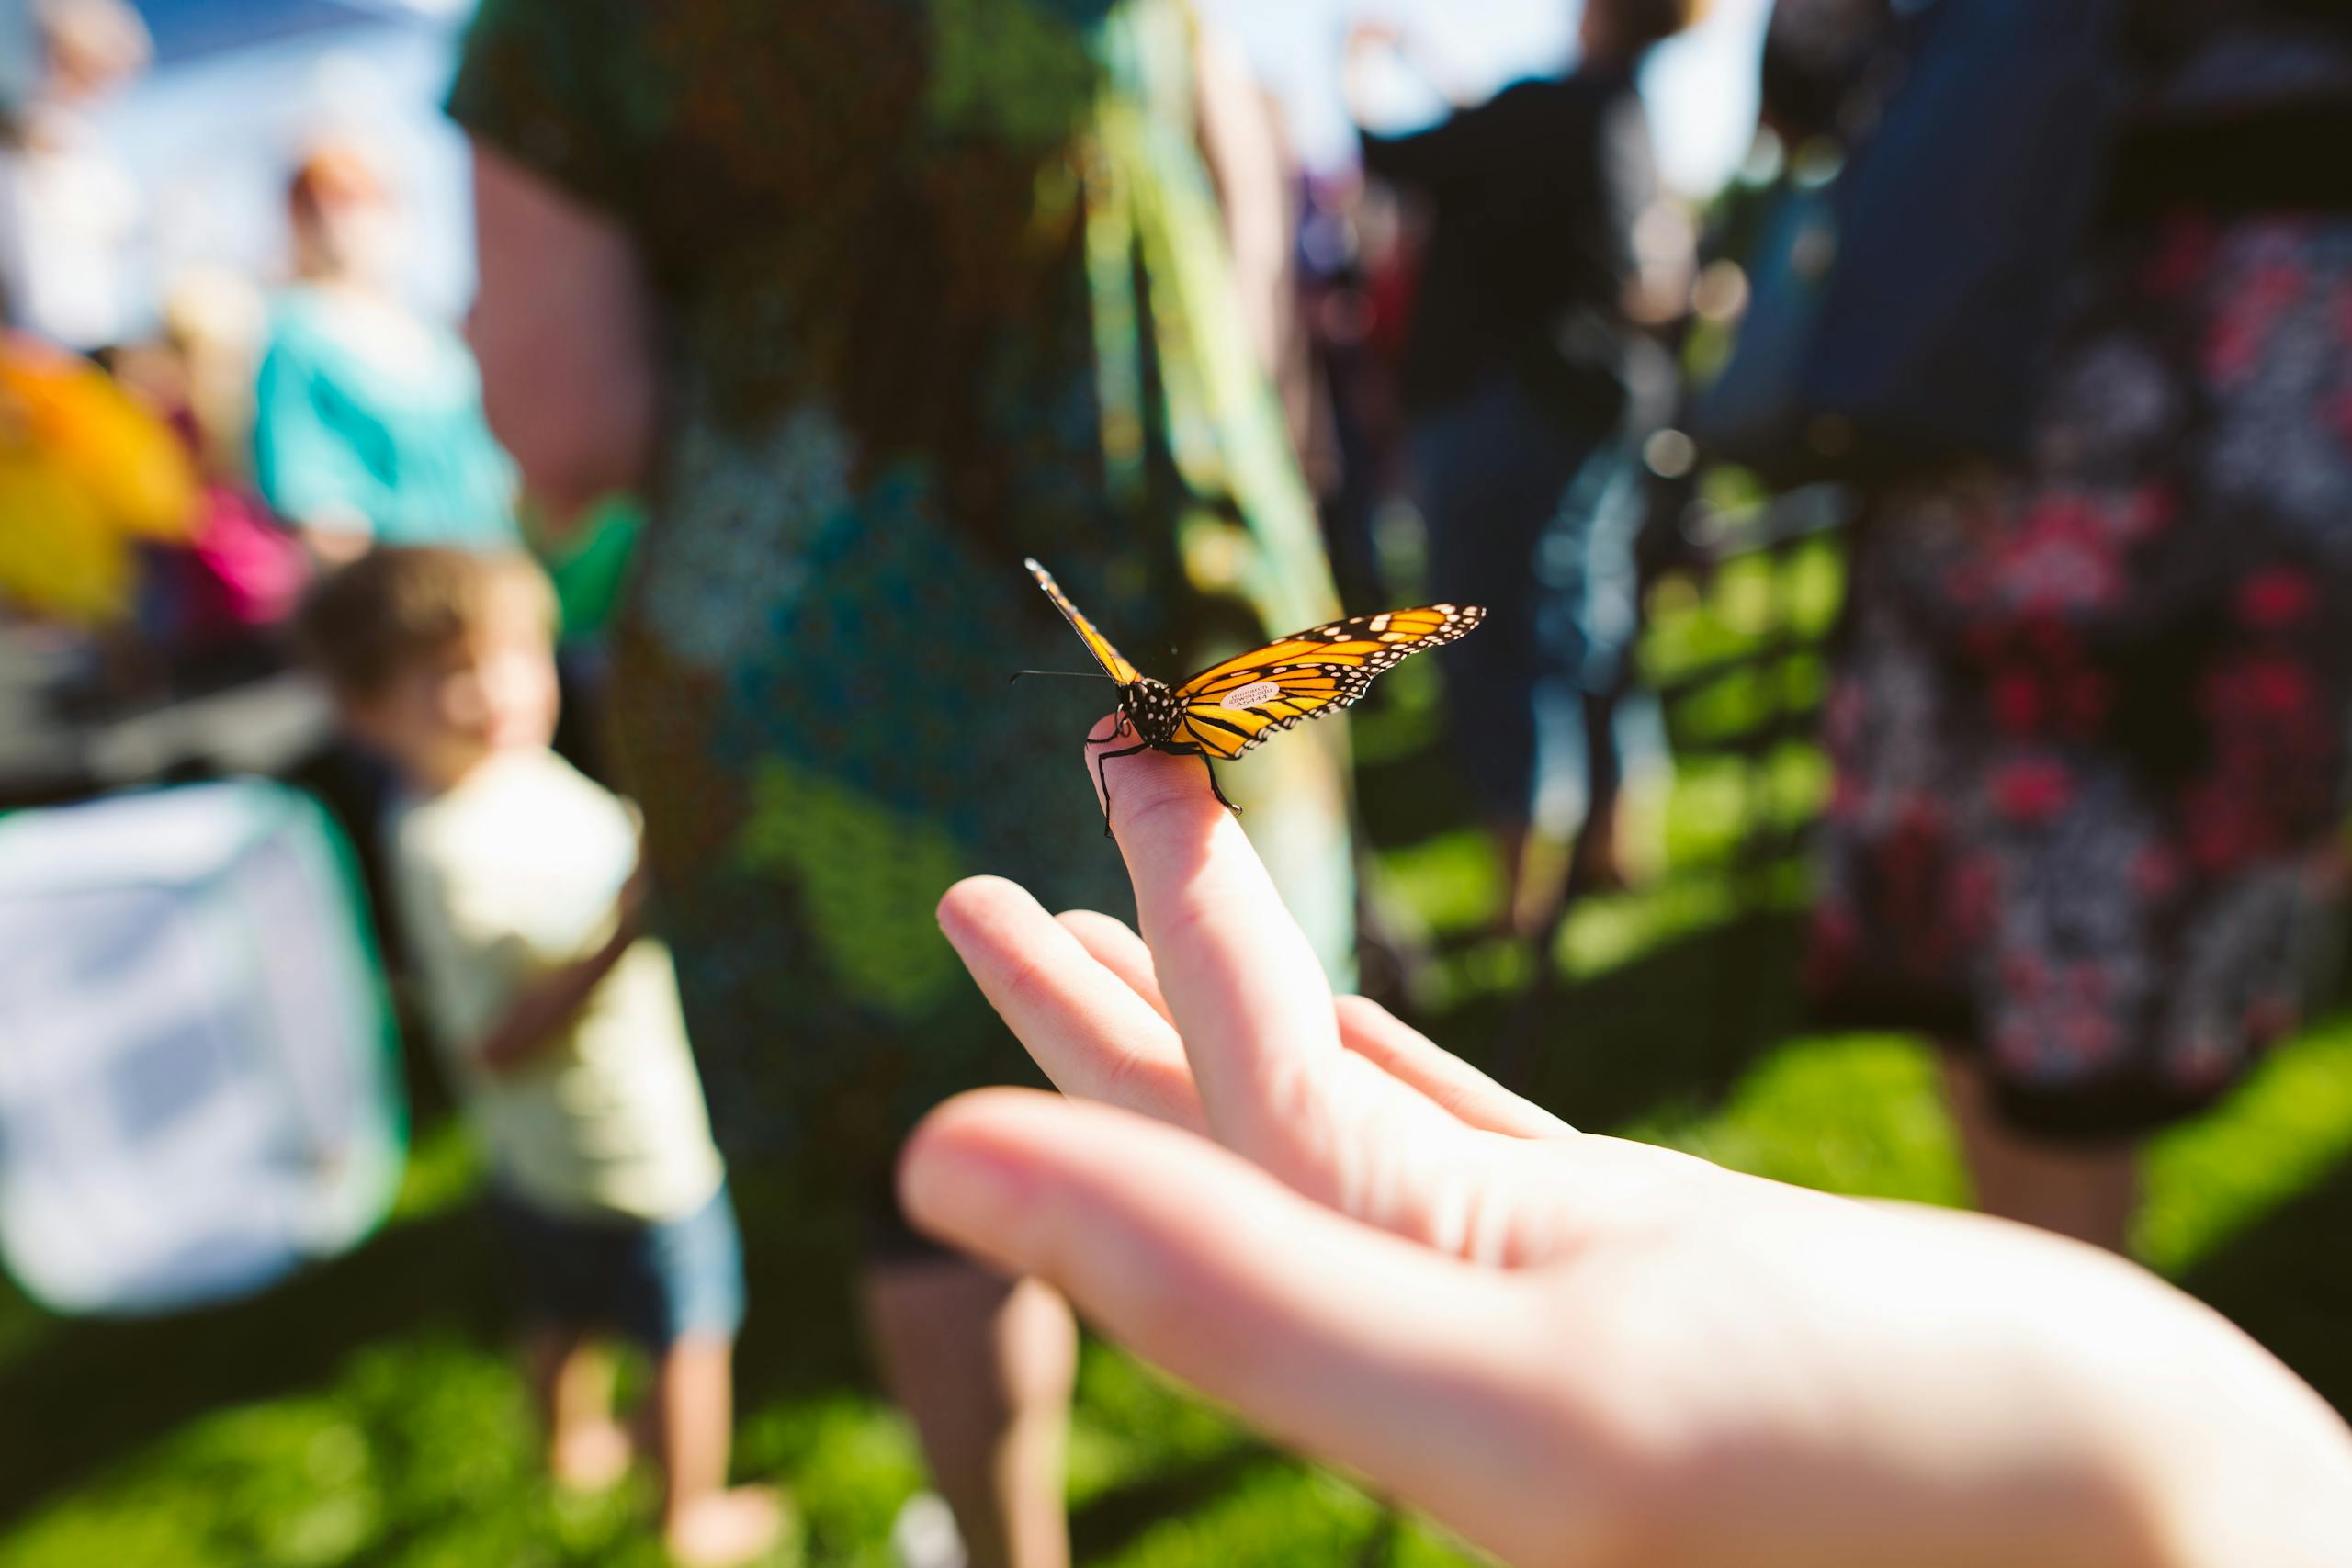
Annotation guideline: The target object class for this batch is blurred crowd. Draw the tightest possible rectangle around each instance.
[4,0,2352,1563]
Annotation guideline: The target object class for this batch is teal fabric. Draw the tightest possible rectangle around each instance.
[252,287,521,549]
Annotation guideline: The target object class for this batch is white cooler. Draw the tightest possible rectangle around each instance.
[0,779,404,1314]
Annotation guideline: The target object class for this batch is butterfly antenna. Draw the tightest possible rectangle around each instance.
[1008,670,1114,684]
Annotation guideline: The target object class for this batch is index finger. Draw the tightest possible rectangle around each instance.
[1087,722,1346,1198]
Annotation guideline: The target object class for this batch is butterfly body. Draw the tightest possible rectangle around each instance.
[1114,673,1187,750]
[1023,558,1485,832]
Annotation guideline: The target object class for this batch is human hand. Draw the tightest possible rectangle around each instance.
[901,729,2352,1567]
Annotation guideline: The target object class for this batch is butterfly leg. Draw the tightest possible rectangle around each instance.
[1193,752,1241,817]
[1152,744,1243,817]
[1092,741,1153,838]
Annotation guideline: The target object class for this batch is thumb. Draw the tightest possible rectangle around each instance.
[898,1089,1585,1562]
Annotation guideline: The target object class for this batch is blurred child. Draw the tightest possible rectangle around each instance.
[295,547,781,1568]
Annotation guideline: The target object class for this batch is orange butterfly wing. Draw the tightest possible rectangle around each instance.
[1170,604,1485,760]
[1025,558,1143,686]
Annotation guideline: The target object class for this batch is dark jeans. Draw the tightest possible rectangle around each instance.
[1409,372,1664,830]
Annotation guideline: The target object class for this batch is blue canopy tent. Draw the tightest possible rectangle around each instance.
[135,0,406,63]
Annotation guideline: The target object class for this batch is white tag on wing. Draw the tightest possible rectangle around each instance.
[1215,680,1283,712]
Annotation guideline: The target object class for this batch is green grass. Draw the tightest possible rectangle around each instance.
[7,536,2352,1565]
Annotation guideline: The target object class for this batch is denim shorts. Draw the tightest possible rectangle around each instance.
[487,1179,747,1349]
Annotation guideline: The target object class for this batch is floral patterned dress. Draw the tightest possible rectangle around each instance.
[1808,13,2352,1139]
[450,0,1351,1207]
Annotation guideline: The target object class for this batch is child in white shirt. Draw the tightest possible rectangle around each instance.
[298,547,781,1568]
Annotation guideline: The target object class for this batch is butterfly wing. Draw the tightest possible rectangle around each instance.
[1025,558,1143,686]
[1170,603,1486,760]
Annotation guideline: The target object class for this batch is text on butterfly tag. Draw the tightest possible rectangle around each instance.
[1216,680,1283,711]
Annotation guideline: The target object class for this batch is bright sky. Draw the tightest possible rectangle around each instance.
[1204,0,1770,194]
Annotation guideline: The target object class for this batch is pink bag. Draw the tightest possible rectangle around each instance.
[164,485,310,642]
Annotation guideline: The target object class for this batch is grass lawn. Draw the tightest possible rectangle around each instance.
[6,536,2351,1566]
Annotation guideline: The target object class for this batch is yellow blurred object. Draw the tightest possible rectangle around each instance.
[0,335,198,625]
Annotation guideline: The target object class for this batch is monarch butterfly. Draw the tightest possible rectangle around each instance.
[1023,558,1485,832]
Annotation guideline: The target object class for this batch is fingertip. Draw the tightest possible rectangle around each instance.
[937,874,1041,942]
[1079,708,1125,762]
[897,1087,1055,1261]
[1080,713,1119,815]
[1080,725,1228,842]
[936,875,1001,929]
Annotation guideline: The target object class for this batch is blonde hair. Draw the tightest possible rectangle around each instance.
[296,547,555,698]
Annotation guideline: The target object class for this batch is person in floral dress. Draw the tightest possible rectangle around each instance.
[450,2,1350,1562]
[1807,2,2352,1252]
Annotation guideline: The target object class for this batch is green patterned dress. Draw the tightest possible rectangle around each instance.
[451,0,1351,1205]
